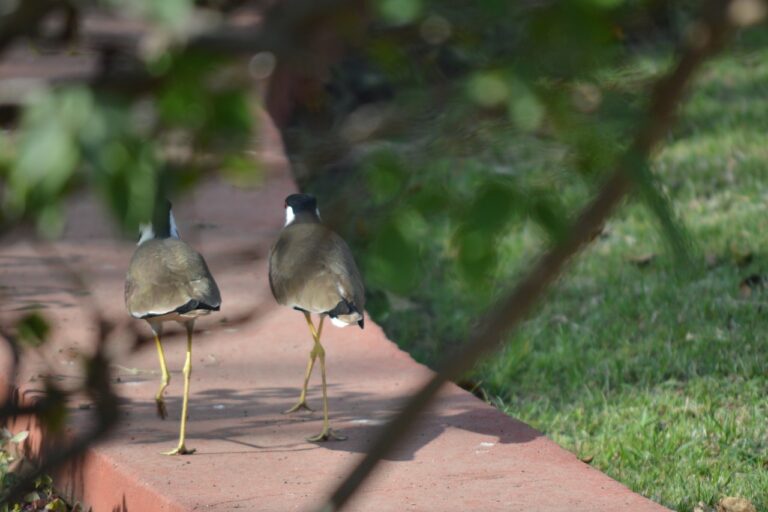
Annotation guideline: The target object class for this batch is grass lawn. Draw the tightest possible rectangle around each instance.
[365,30,768,512]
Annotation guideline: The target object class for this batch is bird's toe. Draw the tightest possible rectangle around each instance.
[284,401,313,414]
[162,445,196,456]
[307,428,346,442]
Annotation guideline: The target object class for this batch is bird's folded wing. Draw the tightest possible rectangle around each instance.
[125,239,221,318]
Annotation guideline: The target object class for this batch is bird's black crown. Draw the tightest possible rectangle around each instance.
[285,193,317,213]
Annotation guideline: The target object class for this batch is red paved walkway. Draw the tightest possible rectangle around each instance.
[0,113,669,511]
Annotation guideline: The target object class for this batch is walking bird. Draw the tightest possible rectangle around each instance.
[269,193,365,441]
[125,200,221,455]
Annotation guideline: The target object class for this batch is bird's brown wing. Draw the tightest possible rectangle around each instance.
[321,232,365,311]
[125,238,221,318]
[269,224,364,314]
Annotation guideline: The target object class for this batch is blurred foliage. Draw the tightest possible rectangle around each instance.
[0,0,259,503]
[15,313,50,348]
[300,5,765,511]
[0,5,256,237]
[473,32,768,509]
[99,0,196,30]
[0,429,70,512]
[286,0,707,358]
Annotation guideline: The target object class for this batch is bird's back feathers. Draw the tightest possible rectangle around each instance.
[269,223,365,327]
[125,238,221,319]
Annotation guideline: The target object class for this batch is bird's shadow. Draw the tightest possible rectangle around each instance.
[109,381,540,461]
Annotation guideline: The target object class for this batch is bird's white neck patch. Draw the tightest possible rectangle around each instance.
[169,210,180,239]
[285,206,295,226]
[138,223,154,245]
[284,205,321,225]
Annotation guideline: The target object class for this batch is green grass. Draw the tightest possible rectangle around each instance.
[369,31,768,512]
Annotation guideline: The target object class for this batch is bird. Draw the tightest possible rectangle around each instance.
[124,200,221,455]
[268,193,365,441]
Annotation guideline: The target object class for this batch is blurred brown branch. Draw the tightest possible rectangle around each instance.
[319,1,749,510]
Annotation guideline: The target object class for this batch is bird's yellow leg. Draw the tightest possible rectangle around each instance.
[164,322,196,455]
[306,320,346,442]
[284,313,324,413]
[284,349,317,413]
[154,332,171,420]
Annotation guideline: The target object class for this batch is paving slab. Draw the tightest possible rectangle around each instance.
[0,115,669,512]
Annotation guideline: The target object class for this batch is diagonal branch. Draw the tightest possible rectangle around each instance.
[319,1,754,510]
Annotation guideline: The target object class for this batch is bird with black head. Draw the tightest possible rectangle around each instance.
[269,193,365,441]
[125,200,221,455]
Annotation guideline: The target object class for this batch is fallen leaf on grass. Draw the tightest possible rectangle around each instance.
[739,274,763,298]
[705,252,720,269]
[626,253,656,267]
[717,496,757,512]
[733,251,753,267]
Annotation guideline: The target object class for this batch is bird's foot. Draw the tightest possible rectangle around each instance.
[283,400,313,414]
[162,444,195,456]
[155,398,168,420]
[307,428,347,442]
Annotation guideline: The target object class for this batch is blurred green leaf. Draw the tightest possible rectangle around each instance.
[205,91,252,148]
[366,220,421,294]
[100,0,195,31]
[45,498,67,511]
[407,187,449,218]
[529,193,569,242]
[455,227,498,284]
[16,313,50,348]
[507,80,545,132]
[40,381,69,434]
[8,431,28,445]
[23,492,39,503]
[145,0,194,28]
[527,2,619,77]
[221,154,263,188]
[366,151,407,204]
[36,202,65,239]
[467,72,509,108]
[582,0,625,8]
[452,182,519,284]
[462,181,518,233]
[34,474,53,489]
[159,75,208,129]
[378,0,422,25]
